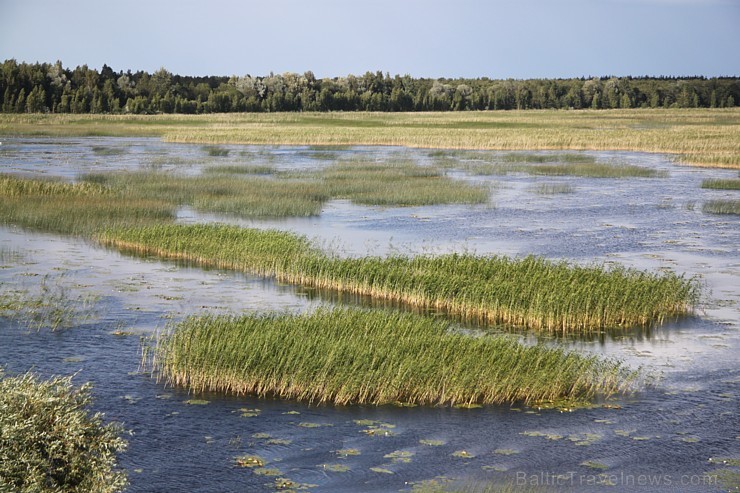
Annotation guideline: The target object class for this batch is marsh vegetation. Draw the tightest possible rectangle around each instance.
[101,224,699,333]
[2,108,739,168]
[0,136,737,492]
[147,308,633,406]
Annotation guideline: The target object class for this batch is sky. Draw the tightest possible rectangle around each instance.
[1,0,738,79]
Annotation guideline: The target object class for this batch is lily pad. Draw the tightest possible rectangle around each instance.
[452,450,475,459]
[297,422,332,428]
[266,438,292,446]
[184,399,209,405]
[494,449,519,456]
[384,450,414,463]
[236,455,265,468]
[581,460,609,470]
[420,439,446,447]
[238,407,261,417]
[336,449,361,458]
[709,457,740,467]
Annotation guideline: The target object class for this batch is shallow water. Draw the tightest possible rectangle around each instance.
[0,137,738,492]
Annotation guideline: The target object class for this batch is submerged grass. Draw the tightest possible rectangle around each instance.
[0,274,97,331]
[147,307,634,406]
[0,174,173,235]
[100,224,699,332]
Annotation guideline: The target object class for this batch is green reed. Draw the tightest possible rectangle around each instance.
[321,159,489,206]
[0,174,173,235]
[101,224,699,332]
[703,199,740,215]
[148,308,634,406]
[464,161,661,178]
[701,178,740,190]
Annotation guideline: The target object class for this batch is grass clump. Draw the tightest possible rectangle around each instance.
[147,308,633,406]
[100,223,699,332]
[467,162,661,178]
[703,199,740,215]
[321,159,489,206]
[0,369,128,493]
[701,178,740,190]
[4,110,739,168]
[0,174,174,235]
[533,183,575,195]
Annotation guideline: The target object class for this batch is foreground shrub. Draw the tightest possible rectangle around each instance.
[0,370,127,493]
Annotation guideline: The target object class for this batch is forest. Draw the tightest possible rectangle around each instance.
[2,59,738,114]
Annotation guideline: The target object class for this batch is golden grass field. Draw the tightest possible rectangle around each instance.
[1,108,739,168]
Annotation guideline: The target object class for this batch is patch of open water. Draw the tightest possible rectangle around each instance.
[0,137,738,492]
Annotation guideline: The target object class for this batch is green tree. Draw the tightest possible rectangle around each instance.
[14,87,26,112]
[25,85,46,112]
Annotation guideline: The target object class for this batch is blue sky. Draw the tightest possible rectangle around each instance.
[1,0,738,78]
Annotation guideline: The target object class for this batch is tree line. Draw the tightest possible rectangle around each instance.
[2,59,738,114]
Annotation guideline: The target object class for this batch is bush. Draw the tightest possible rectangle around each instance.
[0,370,127,493]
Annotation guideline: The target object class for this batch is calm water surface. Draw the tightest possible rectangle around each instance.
[0,137,738,492]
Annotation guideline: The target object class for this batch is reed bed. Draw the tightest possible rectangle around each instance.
[2,109,738,168]
[0,174,173,235]
[462,161,661,178]
[703,199,740,215]
[701,178,740,190]
[148,308,634,406]
[100,224,699,332]
[321,160,490,206]
[93,171,328,218]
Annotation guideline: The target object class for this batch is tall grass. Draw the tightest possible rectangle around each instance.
[533,183,575,195]
[321,160,489,206]
[462,160,662,178]
[100,224,699,332]
[88,171,328,218]
[703,199,740,215]
[0,174,173,235]
[701,178,740,190]
[2,109,738,168]
[147,308,634,406]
